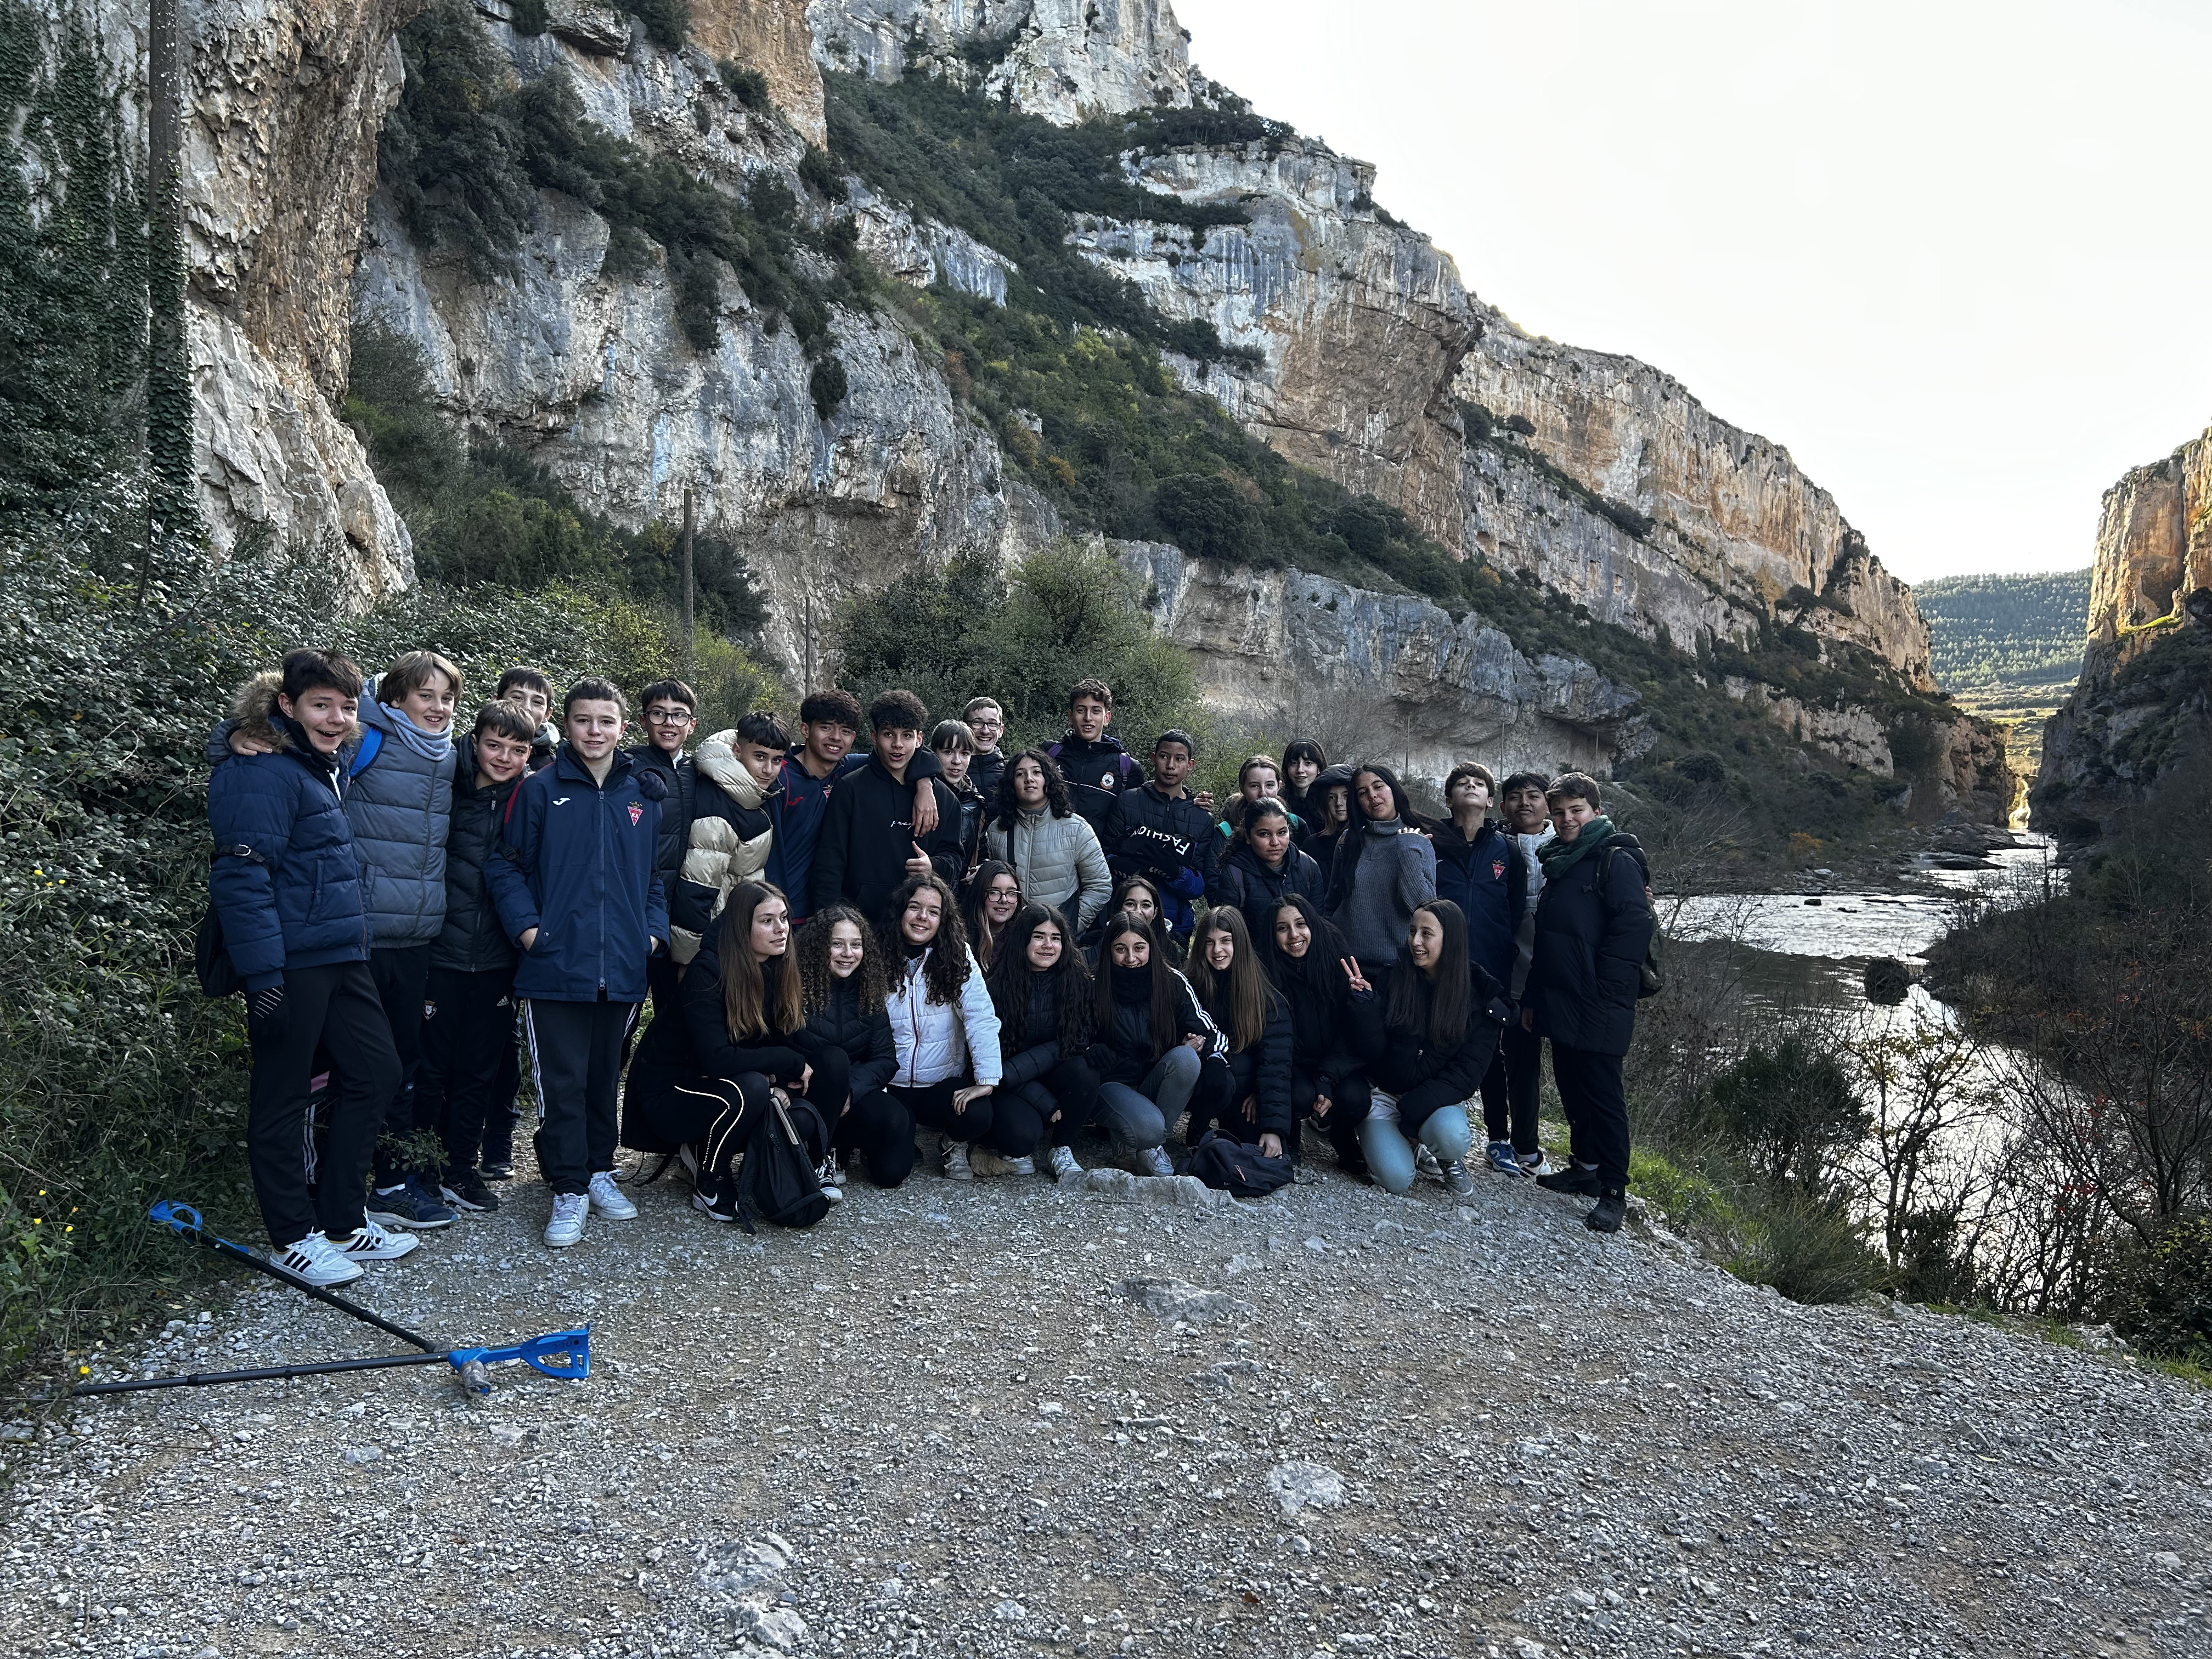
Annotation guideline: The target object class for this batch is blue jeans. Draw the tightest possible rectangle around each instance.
[1094,1046,1200,1152]
[1358,1099,1472,1195]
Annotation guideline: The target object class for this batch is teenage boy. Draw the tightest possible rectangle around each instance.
[207,650,411,1285]
[1047,678,1141,834]
[1524,772,1652,1235]
[497,668,560,771]
[764,689,942,923]
[487,679,669,1249]
[629,677,699,1022]
[963,696,1009,806]
[810,689,969,923]
[671,709,784,963]
[216,650,464,1230]
[1432,763,1528,1177]
[1498,770,1553,1176]
[1104,728,1218,944]
[416,701,535,1214]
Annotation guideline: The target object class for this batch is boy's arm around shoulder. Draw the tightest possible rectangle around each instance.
[484,771,543,943]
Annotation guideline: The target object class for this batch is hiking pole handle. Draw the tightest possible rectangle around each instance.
[148,1201,439,1354]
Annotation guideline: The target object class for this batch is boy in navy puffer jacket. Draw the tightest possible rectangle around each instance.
[487,679,670,1249]
[207,651,408,1286]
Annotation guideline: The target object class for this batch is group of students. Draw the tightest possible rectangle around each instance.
[207,657,1654,1286]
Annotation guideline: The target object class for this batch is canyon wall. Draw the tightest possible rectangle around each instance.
[2034,427,2212,842]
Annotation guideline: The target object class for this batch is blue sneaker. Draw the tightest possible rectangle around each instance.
[1485,1139,1526,1177]
[365,1177,457,1230]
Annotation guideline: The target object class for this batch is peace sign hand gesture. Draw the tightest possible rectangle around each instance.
[1340,957,1372,995]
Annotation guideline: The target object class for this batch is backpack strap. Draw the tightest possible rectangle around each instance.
[347,726,383,780]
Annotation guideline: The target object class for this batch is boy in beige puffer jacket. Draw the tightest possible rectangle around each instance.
[669,712,784,964]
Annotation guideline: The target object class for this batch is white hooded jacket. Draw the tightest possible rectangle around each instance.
[886,945,1003,1088]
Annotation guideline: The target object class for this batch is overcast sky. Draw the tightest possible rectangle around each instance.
[1173,0,2212,583]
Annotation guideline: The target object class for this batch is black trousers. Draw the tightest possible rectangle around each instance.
[367,944,432,1187]
[1482,1017,1544,1153]
[522,996,639,1195]
[1291,1064,1371,1169]
[1550,1042,1630,1188]
[417,964,517,1174]
[247,961,400,1248]
[486,1023,522,1166]
[996,1056,1101,1153]
[848,1077,993,1187]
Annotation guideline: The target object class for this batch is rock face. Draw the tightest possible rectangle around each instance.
[1096,134,1939,693]
[2034,428,2212,842]
[1115,541,1645,785]
[691,0,825,142]
[809,0,1190,123]
[184,0,416,600]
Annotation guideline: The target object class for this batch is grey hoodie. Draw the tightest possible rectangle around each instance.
[1509,823,1555,999]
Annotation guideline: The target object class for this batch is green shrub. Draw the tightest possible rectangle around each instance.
[1701,1035,1869,1195]
[1152,474,1257,562]
[809,357,849,421]
[624,0,687,50]
[719,60,769,110]
[2108,1217,2212,1361]
[1726,1186,1883,1306]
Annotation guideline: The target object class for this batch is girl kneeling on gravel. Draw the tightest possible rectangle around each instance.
[1257,893,1380,1177]
[1359,899,1503,1199]
[678,882,845,1221]
[1183,906,1293,1158]
[795,904,898,1192]
[1086,910,1225,1175]
[985,902,1100,1183]
[862,875,1005,1185]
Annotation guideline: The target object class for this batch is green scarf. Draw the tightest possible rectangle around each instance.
[1536,815,1616,879]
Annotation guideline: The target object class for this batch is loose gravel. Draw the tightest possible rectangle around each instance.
[5,1143,2209,1659]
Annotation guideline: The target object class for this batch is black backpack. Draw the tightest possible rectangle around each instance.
[1596,833,1664,998]
[734,1090,832,1231]
[1186,1131,1295,1199]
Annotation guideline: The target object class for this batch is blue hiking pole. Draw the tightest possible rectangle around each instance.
[69,1203,589,1398]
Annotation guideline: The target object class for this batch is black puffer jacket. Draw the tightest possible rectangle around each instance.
[1527,827,1653,1056]
[803,976,897,1098]
[1369,974,1505,1135]
[1209,840,1324,944]
[1201,982,1294,1137]
[1269,952,1381,1092]
[629,743,698,884]
[432,736,523,973]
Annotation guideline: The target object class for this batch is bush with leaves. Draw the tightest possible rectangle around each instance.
[2108,1217,2212,1363]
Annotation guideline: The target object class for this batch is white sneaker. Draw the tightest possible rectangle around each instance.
[331,1220,419,1262]
[274,1232,364,1288]
[1002,1155,1035,1177]
[545,1191,589,1248]
[587,1170,638,1220]
[1046,1144,1082,1182]
[1139,1146,1175,1178]
[943,1142,974,1181]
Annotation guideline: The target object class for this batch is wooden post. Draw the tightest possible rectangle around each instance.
[679,486,696,673]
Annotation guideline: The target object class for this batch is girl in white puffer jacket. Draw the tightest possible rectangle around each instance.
[855,874,1008,1186]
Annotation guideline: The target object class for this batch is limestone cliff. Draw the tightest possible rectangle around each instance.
[184,0,415,599]
[2034,427,2212,842]
[809,0,1189,123]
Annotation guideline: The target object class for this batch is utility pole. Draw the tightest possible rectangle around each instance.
[679,486,696,674]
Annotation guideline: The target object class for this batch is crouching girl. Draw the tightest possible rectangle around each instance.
[1360,899,1503,1198]
[1086,910,1223,1176]
[985,902,1099,1182]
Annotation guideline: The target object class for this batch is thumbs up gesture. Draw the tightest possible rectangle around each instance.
[905,839,933,881]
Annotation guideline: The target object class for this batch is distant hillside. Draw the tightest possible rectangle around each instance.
[1916,568,2091,798]
[1917,569,2091,691]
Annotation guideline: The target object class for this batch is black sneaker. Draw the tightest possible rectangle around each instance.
[480,1161,515,1181]
[691,1170,738,1224]
[440,1167,501,1213]
[1585,1186,1627,1234]
[1536,1163,1603,1198]
[364,1177,457,1230]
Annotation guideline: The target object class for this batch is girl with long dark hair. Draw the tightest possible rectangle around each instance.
[1081,872,1182,968]
[1304,763,1356,872]
[1325,760,1436,990]
[1360,899,1503,1197]
[675,881,847,1221]
[863,874,1007,1185]
[1183,907,1292,1158]
[1257,891,1381,1176]
[985,902,1099,1182]
[1280,738,1327,841]
[1210,797,1324,944]
[1085,909,1222,1175]
[794,904,896,1186]
[963,859,1023,969]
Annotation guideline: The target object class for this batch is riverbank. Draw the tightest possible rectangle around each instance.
[8,1155,2210,1658]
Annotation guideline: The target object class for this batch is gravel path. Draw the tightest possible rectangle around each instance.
[5,1147,2209,1659]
